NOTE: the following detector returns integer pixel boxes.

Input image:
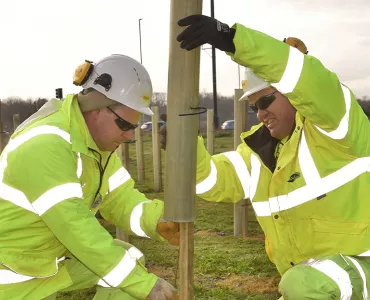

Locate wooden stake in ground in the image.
[152,106,162,192]
[233,89,249,238]
[164,0,202,299]
[206,109,214,155]
[13,114,20,132]
[135,127,145,184]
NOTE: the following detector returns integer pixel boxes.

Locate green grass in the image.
[58,132,280,299]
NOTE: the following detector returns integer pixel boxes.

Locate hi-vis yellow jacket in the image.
[195,24,370,275]
[0,95,164,299]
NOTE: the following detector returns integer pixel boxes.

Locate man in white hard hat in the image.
[171,14,370,299]
[0,54,179,300]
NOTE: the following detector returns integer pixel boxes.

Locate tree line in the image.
[1,93,369,134]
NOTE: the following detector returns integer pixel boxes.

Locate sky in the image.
[0,0,369,100]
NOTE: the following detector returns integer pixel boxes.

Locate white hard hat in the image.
[74,54,153,115]
[239,68,269,101]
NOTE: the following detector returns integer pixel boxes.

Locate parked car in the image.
[221,120,234,130]
[141,121,166,132]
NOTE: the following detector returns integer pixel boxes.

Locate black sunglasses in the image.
[249,90,278,113]
[107,107,139,131]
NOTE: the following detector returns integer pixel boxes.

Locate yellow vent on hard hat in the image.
[284,37,309,54]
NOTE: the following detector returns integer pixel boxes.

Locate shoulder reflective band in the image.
[32,183,83,215]
[0,126,75,214]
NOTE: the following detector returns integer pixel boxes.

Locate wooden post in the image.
[206,109,214,154]
[135,127,145,184]
[114,144,130,243]
[122,143,130,173]
[152,106,162,192]
[164,0,202,298]
[13,114,20,131]
[233,89,249,237]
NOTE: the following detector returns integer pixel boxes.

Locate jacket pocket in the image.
[311,218,369,235]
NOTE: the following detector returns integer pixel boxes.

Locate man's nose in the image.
[257,109,268,122]
[122,129,135,141]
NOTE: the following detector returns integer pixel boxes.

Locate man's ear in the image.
[83,110,100,122]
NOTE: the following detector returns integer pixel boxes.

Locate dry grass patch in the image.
[195,230,220,237]
[147,264,177,281]
[246,234,265,243]
[216,274,280,294]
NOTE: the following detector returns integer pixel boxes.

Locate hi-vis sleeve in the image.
[196,136,256,203]
[99,154,164,241]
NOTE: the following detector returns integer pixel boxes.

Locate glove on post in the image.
[177,14,236,53]
[157,218,180,246]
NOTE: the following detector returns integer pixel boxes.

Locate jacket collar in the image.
[240,113,304,172]
[61,94,111,160]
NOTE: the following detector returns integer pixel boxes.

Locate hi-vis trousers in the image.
[279,254,370,300]
[0,240,143,300]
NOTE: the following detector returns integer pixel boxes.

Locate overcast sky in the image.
[0,0,369,100]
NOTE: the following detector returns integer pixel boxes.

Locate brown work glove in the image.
[157,218,180,246]
[146,278,178,300]
[159,124,167,150]
[159,113,167,150]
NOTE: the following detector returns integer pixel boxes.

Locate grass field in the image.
[58,132,280,299]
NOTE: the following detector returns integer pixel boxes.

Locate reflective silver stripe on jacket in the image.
[301,258,352,300]
[196,160,217,195]
[314,84,352,140]
[272,47,304,94]
[0,126,83,215]
[108,167,131,192]
[130,201,151,238]
[271,47,351,139]
[97,246,144,288]
[251,128,370,217]
[196,152,251,198]
[0,257,66,284]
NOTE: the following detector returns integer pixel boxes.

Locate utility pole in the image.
[210,0,219,129]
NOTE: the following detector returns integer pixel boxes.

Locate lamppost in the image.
[139,18,144,123]
[139,18,143,64]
